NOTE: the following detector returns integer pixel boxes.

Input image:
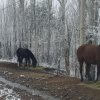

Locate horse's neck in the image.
[30,55,34,60]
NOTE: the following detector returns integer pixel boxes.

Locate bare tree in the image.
[79,0,86,44]
[13,0,17,55]
[19,0,25,47]
[57,0,70,74]
[47,0,52,63]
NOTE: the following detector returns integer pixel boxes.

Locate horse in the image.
[77,44,100,82]
[16,48,37,67]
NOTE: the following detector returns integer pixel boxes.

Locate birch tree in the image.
[33,0,37,57]
[30,0,38,60]
[47,0,52,63]
[13,0,17,55]
[30,0,34,48]
[57,0,70,74]
[19,0,25,47]
[79,0,86,44]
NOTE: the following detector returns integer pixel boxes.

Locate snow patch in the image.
[0,57,17,63]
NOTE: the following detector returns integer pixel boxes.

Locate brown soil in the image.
[0,62,99,100]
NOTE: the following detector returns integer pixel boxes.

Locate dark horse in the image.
[16,48,37,67]
[77,44,100,82]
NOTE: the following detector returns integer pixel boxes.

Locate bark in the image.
[79,0,86,44]
[47,0,52,63]
[13,0,17,55]
[19,0,25,47]
[58,0,69,74]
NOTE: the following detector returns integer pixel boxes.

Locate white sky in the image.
[0,0,72,15]
[0,0,6,8]
[0,0,60,8]
[0,0,60,15]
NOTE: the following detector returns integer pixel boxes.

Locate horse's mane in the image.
[25,49,37,62]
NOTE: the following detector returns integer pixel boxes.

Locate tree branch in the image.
[57,0,62,6]
[65,0,67,4]
[58,0,67,7]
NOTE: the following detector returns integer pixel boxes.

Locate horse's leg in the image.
[79,61,83,82]
[17,57,22,67]
[25,58,28,67]
[18,61,21,67]
[96,65,100,81]
[17,58,19,67]
[85,64,92,81]
[28,58,31,67]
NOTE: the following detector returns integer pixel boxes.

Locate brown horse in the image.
[77,44,100,82]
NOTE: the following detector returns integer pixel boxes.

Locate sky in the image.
[0,0,6,8]
[0,0,60,15]
[0,0,60,9]
[0,0,72,15]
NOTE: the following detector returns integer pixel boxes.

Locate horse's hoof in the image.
[85,75,88,79]
[88,78,92,81]
[94,80,98,83]
[94,81,97,83]
[33,66,36,68]
[81,79,83,82]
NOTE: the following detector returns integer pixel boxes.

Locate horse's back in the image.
[77,44,97,64]
[25,49,34,57]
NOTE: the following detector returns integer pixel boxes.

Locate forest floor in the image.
[0,62,99,100]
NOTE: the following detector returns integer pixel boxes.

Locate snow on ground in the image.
[0,57,17,63]
[0,57,66,72]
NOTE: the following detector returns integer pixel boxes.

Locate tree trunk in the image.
[19,0,25,47]
[79,0,86,45]
[58,0,69,74]
[13,0,17,55]
[47,0,52,63]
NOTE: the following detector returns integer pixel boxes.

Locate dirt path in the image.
[0,62,99,100]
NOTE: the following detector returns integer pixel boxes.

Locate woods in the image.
[0,0,99,78]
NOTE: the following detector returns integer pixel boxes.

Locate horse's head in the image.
[32,62,36,67]
[32,59,37,67]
